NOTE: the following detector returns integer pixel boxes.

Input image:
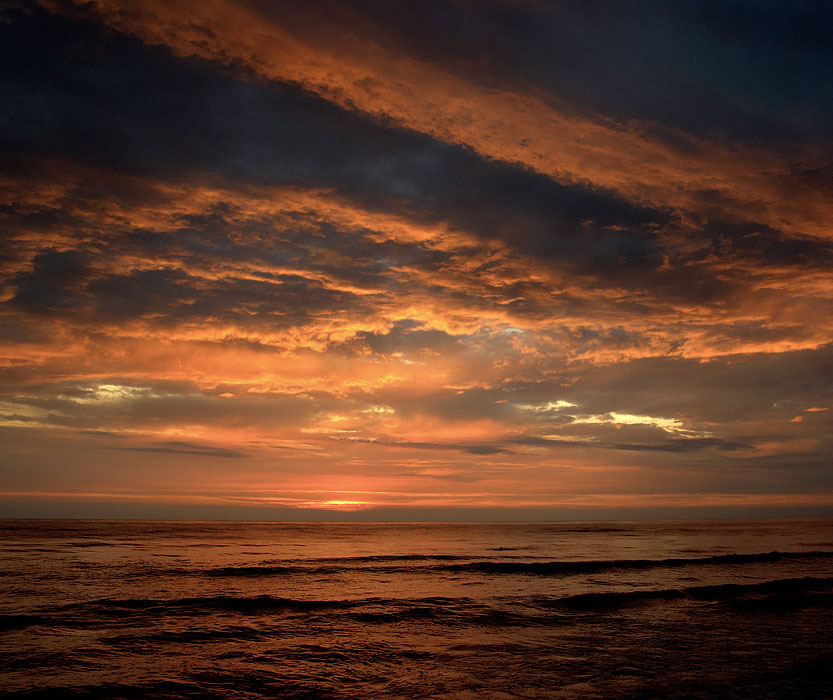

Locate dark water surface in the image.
[2,519,833,698]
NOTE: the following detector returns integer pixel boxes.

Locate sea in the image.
[1,519,832,699]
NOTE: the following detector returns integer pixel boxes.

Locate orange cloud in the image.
[56,0,833,242]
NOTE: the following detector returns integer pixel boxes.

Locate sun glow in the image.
[308,500,371,511]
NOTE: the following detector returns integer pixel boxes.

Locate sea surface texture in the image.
[1,519,833,699]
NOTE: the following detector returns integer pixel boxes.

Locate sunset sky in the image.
[2,0,832,519]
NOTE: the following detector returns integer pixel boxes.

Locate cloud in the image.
[606,437,746,454]
[43,0,833,241]
[335,436,510,456]
[512,434,745,454]
[272,0,833,148]
[354,321,463,357]
[1,3,676,280]
[110,440,248,458]
[1,1,832,516]
[10,249,89,313]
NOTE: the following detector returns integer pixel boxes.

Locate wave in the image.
[58,594,481,618]
[196,549,833,579]
[442,550,833,576]
[200,563,430,577]
[0,680,238,700]
[3,597,362,633]
[200,554,472,578]
[552,575,833,611]
[10,577,833,637]
[729,591,833,612]
[104,625,267,646]
[65,595,363,616]
[303,554,468,563]
[204,565,316,577]
[0,614,51,633]
[346,607,531,627]
[42,594,540,629]
[124,548,833,580]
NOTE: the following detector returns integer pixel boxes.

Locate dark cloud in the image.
[560,345,833,424]
[11,249,89,313]
[8,258,371,327]
[2,2,825,311]
[606,437,746,454]
[335,436,510,456]
[88,270,363,326]
[0,2,678,287]
[511,434,744,454]
[285,0,833,150]
[109,441,248,459]
[0,382,329,432]
[355,321,463,356]
[697,220,833,268]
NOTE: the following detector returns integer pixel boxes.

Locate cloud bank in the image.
[1,1,832,517]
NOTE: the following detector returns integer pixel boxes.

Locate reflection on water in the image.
[2,519,833,698]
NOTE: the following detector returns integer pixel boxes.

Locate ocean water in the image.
[1,519,833,699]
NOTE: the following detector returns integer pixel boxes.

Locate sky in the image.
[1,0,833,520]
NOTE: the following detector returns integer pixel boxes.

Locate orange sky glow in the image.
[2,0,832,519]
